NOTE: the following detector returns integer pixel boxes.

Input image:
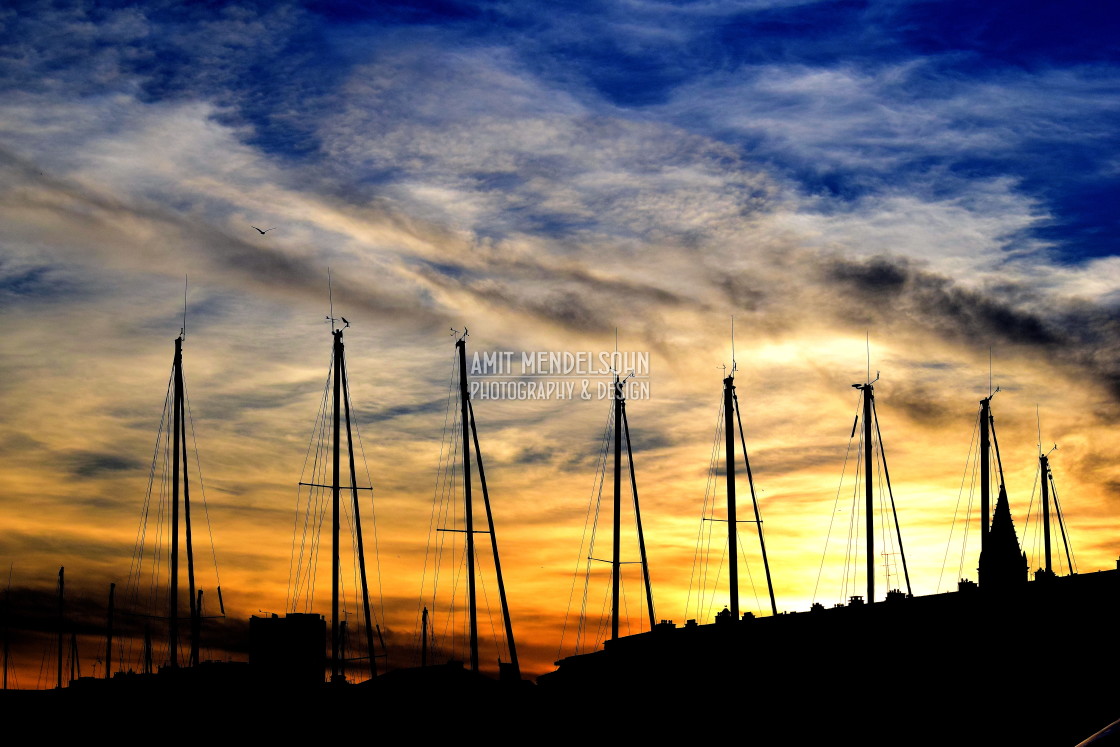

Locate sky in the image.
[2,0,1120,685]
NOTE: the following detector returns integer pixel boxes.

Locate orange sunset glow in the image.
[2,1,1120,704]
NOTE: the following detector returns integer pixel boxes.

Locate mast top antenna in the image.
[988,346,994,397]
[730,316,737,377]
[180,275,188,340]
[325,267,340,332]
[865,331,870,384]
[610,328,621,375]
[451,327,469,342]
[1036,403,1042,455]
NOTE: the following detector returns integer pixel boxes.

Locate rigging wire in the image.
[416,355,458,656]
[736,531,762,616]
[473,543,506,666]
[278,337,384,680]
[182,381,223,597]
[1022,464,1042,572]
[577,405,612,653]
[347,385,386,632]
[1051,477,1077,574]
[558,401,613,657]
[703,537,727,624]
[685,399,725,622]
[876,440,894,591]
[702,408,725,620]
[127,366,174,607]
[840,418,864,603]
[958,448,978,583]
[938,410,979,592]
[429,381,462,658]
[421,345,517,669]
[287,357,333,611]
[285,361,329,607]
[813,393,863,604]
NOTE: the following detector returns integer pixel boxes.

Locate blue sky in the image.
[6,0,1116,259]
[2,0,1120,679]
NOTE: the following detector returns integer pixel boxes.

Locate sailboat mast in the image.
[862,383,874,604]
[456,337,479,673]
[331,329,343,683]
[69,633,79,682]
[195,590,203,661]
[612,374,623,639]
[56,566,63,688]
[421,606,428,667]
[980,397,991,561]
[143,624,152,675]
[105,582,114,680]
[1041,453,1052,575]
[724,375,738,620]
[171,337,182,667]
[2,570,9,690]
[466,397,520,676]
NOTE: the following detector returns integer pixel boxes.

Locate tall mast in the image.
[69,633,79,682]
[167,333,198,668]
[980,396,991,563]
[2,567,9,690]
[456,336,479,673]
[863,383,874,604]
[105,582,115,680]
[170,337,181,667]
[421,607,428,667]
[143,624,152,675]
[331,329,343,683]
[724,374,738,620]
[338,619,347,682]
[183,371,197,667]
[612,374,623,640]
[195,590,203,663]
[1041,453,1052,575]
[56,566,63,689]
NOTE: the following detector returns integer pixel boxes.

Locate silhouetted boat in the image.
[541,373,1120,744]
[30,329,247,702]
[257,313,383,690]
[375,330,524,693]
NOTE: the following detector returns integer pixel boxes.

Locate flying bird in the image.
[251,225,276,235]
[341,317,350,328]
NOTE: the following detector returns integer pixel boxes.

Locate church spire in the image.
[979,484,1027,588]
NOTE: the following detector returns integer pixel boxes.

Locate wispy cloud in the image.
[2,0,1119,680]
